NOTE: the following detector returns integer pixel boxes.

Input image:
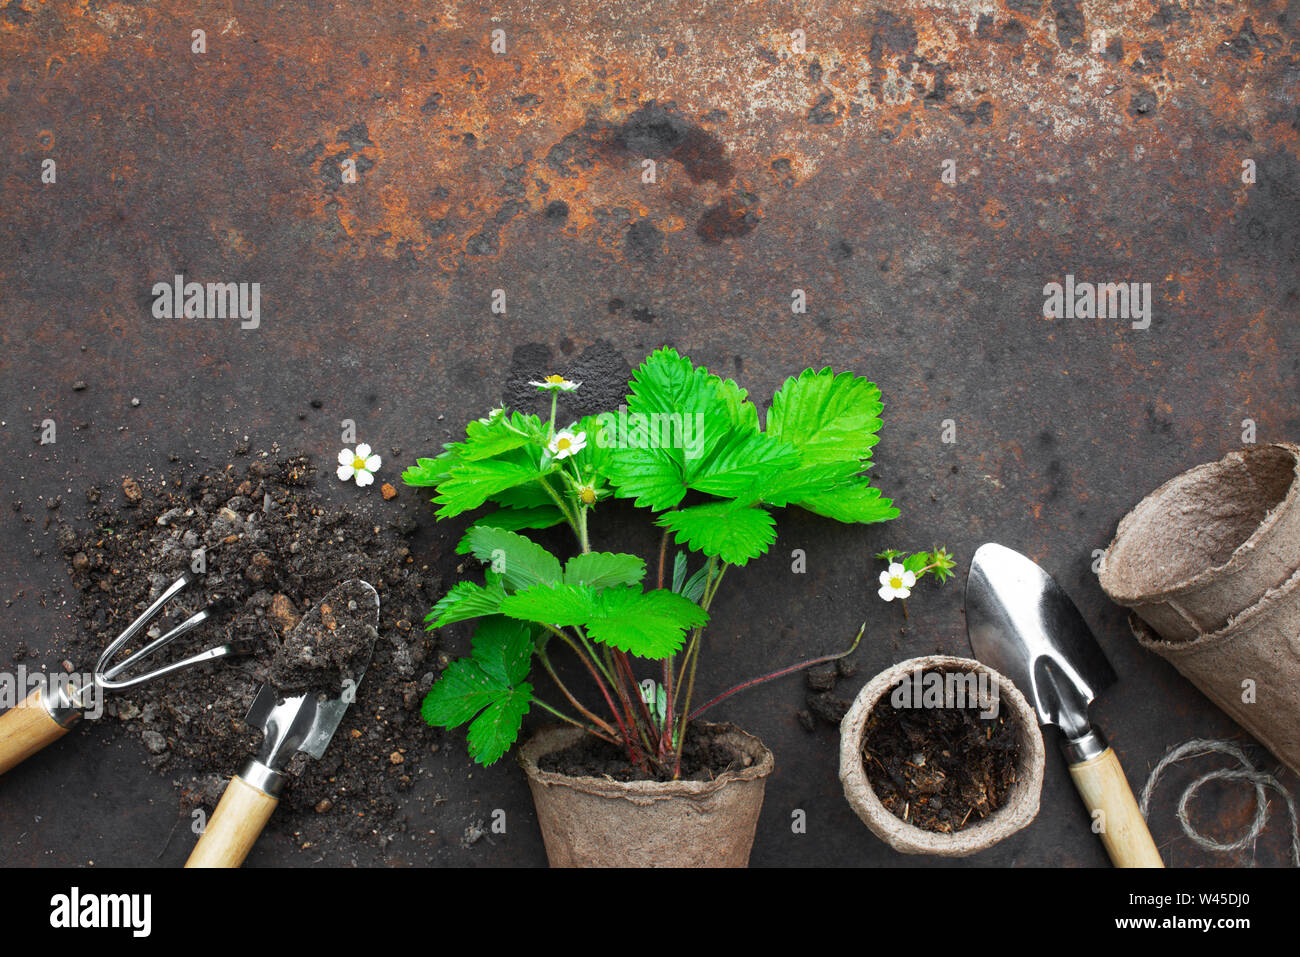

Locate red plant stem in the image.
[618,651,656,732]
[673,633,702,778]
[613,652,660,758]
[660,659,674,757]
[537,654,618,738]
[533,697,620,745]
[656,528,670,590]
[686,623,867,722]
[552,627,641,765]
[656,528,676,756]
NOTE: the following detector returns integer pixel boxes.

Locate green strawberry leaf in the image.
[465,685,533,765]
[499,583,706,659]
[671,551,688,593]
[402,453,455,487]
[490,479,557,509]
[711,374,761,431]
[426,576,508,627]
[736,461,864,507]
[902,552,930,576]
[422,616,535,766]
[448,412,538,462]
[564,551,647,589]
[582,587,708,658]
[687,428,801,496]
[605,348,736,509]
[604,447,689,511]
[571,413,613,482]
[421,658,502,727]
[498,582,596,626]
[470,616,536,686]
[455,527,562,591]
[453,507,566,551]
[433,458,551,518]
[796,480,899,524]
[766,368,884,465]
[657,502,777,566]
[682,563,709,603]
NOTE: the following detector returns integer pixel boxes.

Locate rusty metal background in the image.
[1,0,1297,867]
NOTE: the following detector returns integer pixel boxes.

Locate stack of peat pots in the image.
[1099,443,1300,777]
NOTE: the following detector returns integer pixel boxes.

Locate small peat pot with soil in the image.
[839,655,1045,857]
[1101,443,1300,776]
[405,348,905,867]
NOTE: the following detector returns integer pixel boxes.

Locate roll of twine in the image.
[1138,738,1299,867]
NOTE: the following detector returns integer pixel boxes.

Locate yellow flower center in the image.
[556,438,571,451]
[889,576,903,589]
[352,456,367,471]
[545,374,565,384]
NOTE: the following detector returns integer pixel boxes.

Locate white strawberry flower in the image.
[529,374,581,393]
[878,562,916,601]
[547,429,587,460]
[337,443,382,487]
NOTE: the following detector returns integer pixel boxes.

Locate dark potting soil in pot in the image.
[861,694,1021,833]
[50,448,442,848]
[538,723,752,783]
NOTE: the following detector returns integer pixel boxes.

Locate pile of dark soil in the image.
[538,722,747,782]
[54,448,442,848]
[861,694,1021,833]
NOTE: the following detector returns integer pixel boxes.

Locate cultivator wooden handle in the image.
[185,772,280,868]
[0,688,74,775]
[1068,746,1164,868]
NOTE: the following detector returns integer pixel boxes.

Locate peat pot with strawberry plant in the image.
[404,348,900,866]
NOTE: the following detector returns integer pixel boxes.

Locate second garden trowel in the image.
[965,543,1163,868]
[185,580,379,868]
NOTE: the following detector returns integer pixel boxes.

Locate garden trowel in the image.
[965,543,1163,868]
[185,580,379,868]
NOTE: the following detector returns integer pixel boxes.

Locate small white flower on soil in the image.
[337,444,382,487]
[529,374,581,392]
[878,562,915,601]
[547,429,586,460]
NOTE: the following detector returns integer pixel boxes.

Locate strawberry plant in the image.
[403,348,898,777]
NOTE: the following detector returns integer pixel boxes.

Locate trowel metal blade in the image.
[965,543,1116,739]
[245,580,379,767]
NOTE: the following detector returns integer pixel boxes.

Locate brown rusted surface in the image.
[1,1,1297,866]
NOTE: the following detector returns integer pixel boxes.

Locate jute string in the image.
[1138,738,1299,866]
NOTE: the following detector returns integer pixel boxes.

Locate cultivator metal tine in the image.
[93,574,239,692]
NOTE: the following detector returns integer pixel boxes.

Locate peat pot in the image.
[839,655,1046,857]
[1100,444,1300,776]
[1099,443,1300,641]
[518,722,774,868]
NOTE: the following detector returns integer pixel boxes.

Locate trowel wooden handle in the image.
[185,774,279,868]
[0,688,73,775]
[1068,746,1164,868]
